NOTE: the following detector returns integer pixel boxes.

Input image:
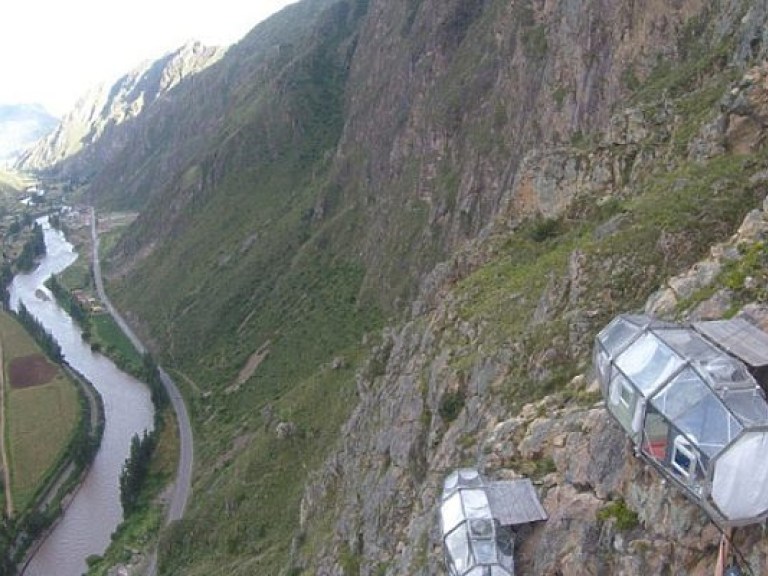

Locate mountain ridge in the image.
[0,103,57,163]
[15,1,768,574]
[15,41,224,177]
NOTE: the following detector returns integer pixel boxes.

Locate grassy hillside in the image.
[286,26,768,568]
[75,0,768,573]
[110,0,376,390]
[455,152,764,402]
[87,0,348,213]
[101,2,383,572]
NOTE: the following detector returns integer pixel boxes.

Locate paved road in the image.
[90,210,193,574]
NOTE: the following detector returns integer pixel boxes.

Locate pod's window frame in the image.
[618,379,634,408]
[671,435,697,479]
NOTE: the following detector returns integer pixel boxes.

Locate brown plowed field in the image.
[8,354,57,389]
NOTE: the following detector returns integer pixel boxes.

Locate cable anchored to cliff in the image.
[713,525,752,576]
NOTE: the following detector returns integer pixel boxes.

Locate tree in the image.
[15,303,62,362]
[15,223,46,272]
[142,353,169,414]
[119,431,156,516]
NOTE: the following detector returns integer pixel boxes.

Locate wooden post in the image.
[715,528,733,576]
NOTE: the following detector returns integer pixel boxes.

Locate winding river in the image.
[9,220,155,576]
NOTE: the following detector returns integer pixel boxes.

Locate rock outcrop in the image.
[646,64,768,320]
[17,1,768,575]
[293,39,768,576]
[333,0,718,307]
[296,190,768,574]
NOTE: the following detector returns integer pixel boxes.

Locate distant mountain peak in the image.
[0,103,58,163]
[15,41,223,172]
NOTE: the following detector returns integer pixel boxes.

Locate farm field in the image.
[0,311,80,513]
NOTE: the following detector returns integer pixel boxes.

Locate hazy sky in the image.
[0,0,297,116]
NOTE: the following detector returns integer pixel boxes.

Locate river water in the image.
[9,221,155,576]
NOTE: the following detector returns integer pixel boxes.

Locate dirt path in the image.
[0,341,13,517]
[171,368,202,395]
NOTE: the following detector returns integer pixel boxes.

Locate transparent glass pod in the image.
[595,314,768,525]
[440,469,514,576]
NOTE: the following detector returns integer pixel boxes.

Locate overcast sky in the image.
[0,0,297,116]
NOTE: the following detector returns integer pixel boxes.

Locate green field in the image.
[0,313,39,358]
[0,312,80,513]
[7,380,79,509]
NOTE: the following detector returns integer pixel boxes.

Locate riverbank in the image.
[0,210,106,572]
[82,408,179,576]
[15,363,105,574]
[0,306,105,571]
[87,208,192,576]
[11,220,155,576]
[36,209,188,576]
[45,209,146,379]
[0,283,106,572]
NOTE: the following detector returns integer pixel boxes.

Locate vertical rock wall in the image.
[331,0,714,306]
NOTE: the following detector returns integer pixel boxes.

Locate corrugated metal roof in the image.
[485,478,548,526]
[695,318,768,369]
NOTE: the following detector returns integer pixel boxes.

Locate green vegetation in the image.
[597,499,640,531]
[0,309,41,359]
[46,0,767,573]
[89,315,145,373]
[47,274,88,324]
[635,42,733,106]
[14,302,62,362]
[528,216,564,243]
[719,241,768,305]
[522,24,548,59]
[91,4,384,574]
[157,346,374,575]
[15,223,45,273]
[7,378,79,509]
[621,65,641,92]
[86,409,178,576]
[57,244,92,291]
[438,389,466,423]
[451,150,764,411]
[677,239,768,317]
[0,310,98,568]
[48,266,146,381]
[338,542,361,576]
[552,85,568,109]
[668,78,729,155]
[120,431,157,516]
[41,219,174,573]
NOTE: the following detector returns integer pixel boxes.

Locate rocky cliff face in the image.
[324,0,755,307]
[15,41,222,176]
[292,55,768,576]
[25,0,762,308]
[17,1,768,575]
